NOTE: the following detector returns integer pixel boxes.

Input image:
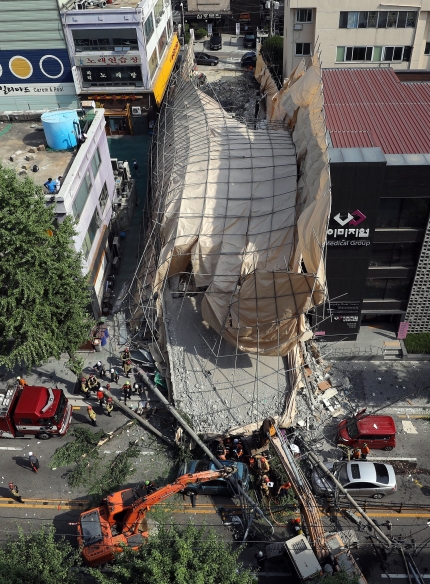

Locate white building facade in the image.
[283,1,430,78]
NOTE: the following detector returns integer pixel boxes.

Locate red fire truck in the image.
[0,384,72,440]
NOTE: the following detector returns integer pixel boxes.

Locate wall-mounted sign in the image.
[196,13,222,18]
[327,208,370,247]
[207,23,213,34]
[236,22,241,35]
[0,83,76,96]
[239,12,251,21]
[397,321,409,340]
[75,54,142,67]
[0,49,73,84]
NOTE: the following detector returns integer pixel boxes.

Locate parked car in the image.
[177,459,249,496]
[337,409,396,451]
[311,461,397,499]
[241,51,257,68]
[209,32,222,50]
[194,52,219,66]
[243,32,257,48]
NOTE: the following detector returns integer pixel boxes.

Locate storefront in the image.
[81,94,152,136]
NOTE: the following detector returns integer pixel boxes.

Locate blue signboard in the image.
[0,49,73,84]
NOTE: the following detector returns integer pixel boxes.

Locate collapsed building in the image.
[129,46,332,432]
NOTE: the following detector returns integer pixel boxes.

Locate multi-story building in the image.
[313,68,430,341]
[0,0,78,113]
[60,0,179,135]
[283,1,430,78]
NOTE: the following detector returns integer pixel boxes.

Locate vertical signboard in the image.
[397,321,409,340]
[236,23,241,35]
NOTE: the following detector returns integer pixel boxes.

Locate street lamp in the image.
[180,2,185,42]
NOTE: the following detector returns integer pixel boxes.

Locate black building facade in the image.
[314,148,430,342]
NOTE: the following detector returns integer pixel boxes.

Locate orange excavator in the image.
[77,465,237,567]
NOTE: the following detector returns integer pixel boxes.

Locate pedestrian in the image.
[110,368,119,383]
[277,481,292,498]
[352,448,361,460]
[133,382,142,395]
[16,376,29,387]
[122,381,132,404]
[28,452,39,473]
[43,177,56,194]
[361,443,370,460]
[87,405,97,426]
[54,175,63,193]
[124,359,132,378]
[132,159,140,177]
[255,551,266,570]
[94,361,106,377]
[97,388,105,407]
[9,482,23,503]
[106,397,114,417]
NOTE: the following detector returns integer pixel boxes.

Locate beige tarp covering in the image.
[150,49,330,358]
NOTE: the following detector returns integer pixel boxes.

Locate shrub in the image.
[404,333,430,354]
[194,28,207,40]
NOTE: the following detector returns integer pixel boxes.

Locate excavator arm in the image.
[123,466,237,537]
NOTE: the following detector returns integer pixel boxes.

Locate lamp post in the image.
[180,2,185,42]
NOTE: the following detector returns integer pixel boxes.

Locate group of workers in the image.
[43,176,62,194]
[338,443,370,461]
[215,437,244,461]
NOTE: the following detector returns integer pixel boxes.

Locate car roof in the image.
[243,51,256,58]
[211,32,221,37]
[347,462,377,483]
[357,415,396,435]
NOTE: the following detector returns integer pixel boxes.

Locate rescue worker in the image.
[122,381,132,404]
[87,405,97,426]
[9,482,23,503]
[259,417,276,448]
[94,361,106,377]
[361,443,370,460]
[255,455,270,474]
[338,443,351,461]
[97,387,105,407]
[255,551,267,570]
[124,359,132,378]
[121,347,131,368]
[81,376,90,396]
[277,481,292,497]
[144,480,157,495]
[110,368,119,383]
[292,517,303,535]
[16,376,29,387]
[216,442,227,461]
[232,439,243,460]
[259,475,271,497]
[106,397,114,417]
[28,452,39,473]
[133,382,143,396]
[352,448,361,460]
[87,374,100,392]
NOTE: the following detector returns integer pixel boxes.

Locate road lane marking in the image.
[0,446,23,450]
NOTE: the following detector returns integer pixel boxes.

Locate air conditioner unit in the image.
[132,106,142,116]
[75,1,87,8]
[294,23,303,30]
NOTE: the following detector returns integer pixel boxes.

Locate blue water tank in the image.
[41,109,79,151]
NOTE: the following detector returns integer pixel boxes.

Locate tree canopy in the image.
[91,523,256,584]
[0,164,93,369]
[0,527,81,584]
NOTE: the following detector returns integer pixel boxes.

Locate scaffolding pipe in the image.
[306,451,392,549]
[135,366,273,533]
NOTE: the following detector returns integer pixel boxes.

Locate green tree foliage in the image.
[91,523,255,584]
[0,165,93,369]
[0,526,82,584]
[261,35,284,67]
[404,332,430,354]
[319,572,360,584]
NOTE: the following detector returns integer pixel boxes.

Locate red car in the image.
[337,409,396,451]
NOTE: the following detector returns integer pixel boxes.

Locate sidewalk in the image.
[1,135,151,409]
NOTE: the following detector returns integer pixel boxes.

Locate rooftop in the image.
[322,68,430,155]
[64,0,142,10]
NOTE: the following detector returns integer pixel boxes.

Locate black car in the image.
[195,52,219,66]
[240,51,256,68]
[243,32,256,49]
[209,32,222,50]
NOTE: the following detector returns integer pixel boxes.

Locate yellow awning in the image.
[153,34,180,106]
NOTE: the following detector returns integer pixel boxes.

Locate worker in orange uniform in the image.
[277,481,292,498]
[361,443,370,460]
[97,388,105,407]
[17,376,29,387]
[352,448,361,460]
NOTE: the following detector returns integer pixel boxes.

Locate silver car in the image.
[311,461,397,499]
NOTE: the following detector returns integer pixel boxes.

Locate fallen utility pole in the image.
[306,451,393,549]
[135,366,273,535]
[104,390,174,447]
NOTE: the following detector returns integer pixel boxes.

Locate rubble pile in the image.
[200,73,259,123]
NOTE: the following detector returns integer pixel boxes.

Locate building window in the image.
[158,27,168,57]
[72,28,138,52]
[369,242,422,268]
[144,13,155,41]
[148,48,158,80]
[82,209,100,260]
[377,198,430,229]
[166,17,172,39]
[345,46,373,61]
[81,66,143,86]
[296,8,312,23]
[295,42,311,56]
[425,42,430,55]
[364,278,412,301]
[337,45,411,62]
[99,182,109,213]
[72,171,92,221]
[90,147,101,178]
[383,46,404,61]
[339,11,416,29]
[154,0,164,22]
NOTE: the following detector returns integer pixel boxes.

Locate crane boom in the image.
[77,465,237,567]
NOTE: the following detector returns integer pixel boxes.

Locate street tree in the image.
[0,526,82,584]
[91,523,256,584]
[0,164,93,369]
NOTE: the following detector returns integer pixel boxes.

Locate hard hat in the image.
[257,551,264,558]
[233,439,239,444]
[125,347,129,351]
[264,477,270,483]
[8,482,13,487]
[28,452,33,456]
[81,377,86,381]
[17,376,21,380]
[261,457,266,463]
[145,480,150,485]
[363,442,368,446]
[107,397,112,402]
[87,405,92,410]
[110,368,114,373]
[97,361,102,366]
[125,381,130,385]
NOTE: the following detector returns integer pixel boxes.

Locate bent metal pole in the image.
[307,450,392,549]
[135,366,273,533]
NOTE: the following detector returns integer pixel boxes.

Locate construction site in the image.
[95,44,430,581]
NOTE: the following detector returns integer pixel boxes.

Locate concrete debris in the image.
[199,74,259,123]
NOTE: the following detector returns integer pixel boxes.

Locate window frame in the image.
[386,11,399,28]
[296,8,312,23]
[90,147,102,179]
[98,182,109,213]
[425,42,430,56]
[342,46,373,62]
[72,171,92,221]
[82,209,101,260]
[382,46,404,61]
[295,42,311,56]
[144,13,155,41]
